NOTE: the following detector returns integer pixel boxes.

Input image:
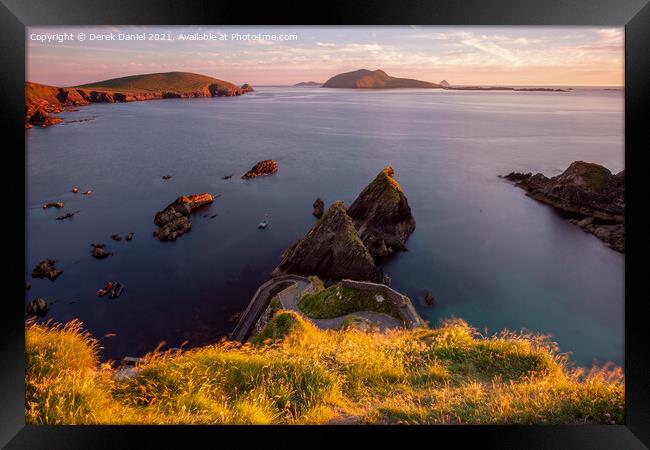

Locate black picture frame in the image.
[1,0,648,448]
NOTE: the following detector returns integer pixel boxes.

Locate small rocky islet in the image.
[241,160,278,179]
[503,161,624,252]
[31,259,63,281]
[153,193,215,241]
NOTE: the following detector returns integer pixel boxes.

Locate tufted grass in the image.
[25,313,623,425]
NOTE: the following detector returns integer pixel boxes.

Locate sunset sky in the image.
[27,26,624,87]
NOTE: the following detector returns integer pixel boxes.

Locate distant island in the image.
[321,70,570,92]
[25,71,253,128]
[294,81,322,86]
[322,69,440,89]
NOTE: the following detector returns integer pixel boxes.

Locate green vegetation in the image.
[297,281,398,320]
[577,162,612,192]
[358,167,403,205]
[26,315,624,425]
[76,71,238,93]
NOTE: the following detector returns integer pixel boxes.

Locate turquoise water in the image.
[26,87,624,366]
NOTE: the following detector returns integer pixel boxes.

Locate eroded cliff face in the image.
[504,161,624,252]
[347,167,416,257]
[273,201,383,282]
[25,83,90,128]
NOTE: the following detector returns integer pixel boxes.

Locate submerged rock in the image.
[272,201,382,282]
[27,298,48,317]
[111,234,123,241]
[56,212,75,220]
[312,198,325,218]
[347,167,416,257]
[503,161,624,252]
[125,232,134,241]
[32,259,63,281]
[241,160,278,179]
[153,193,214,241]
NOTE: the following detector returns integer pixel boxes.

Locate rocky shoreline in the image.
[502,161,624,252]
[25,72,253,128]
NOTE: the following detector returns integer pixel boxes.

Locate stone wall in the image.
[341,279,424,328]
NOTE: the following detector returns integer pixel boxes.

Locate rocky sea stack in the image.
[241,160,278,179]
[348,167,416,257]
[503,161,624,252]
[273,167,415,282]
[272,201,382,282]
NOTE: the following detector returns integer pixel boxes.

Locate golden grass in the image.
[25,313,624,425]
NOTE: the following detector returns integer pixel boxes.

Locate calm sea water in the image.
[26,87,624,366]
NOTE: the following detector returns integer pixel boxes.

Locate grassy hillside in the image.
[26,314,623,425]
[75,71,240,93]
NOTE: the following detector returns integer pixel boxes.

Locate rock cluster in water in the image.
[503,161,624,252]
[32,259,63,281]
[273,167,416,282]
[241,160,278,179]
[27,298,48,317]
[153,193,214,241]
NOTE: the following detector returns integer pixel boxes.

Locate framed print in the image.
[1,0,648,448]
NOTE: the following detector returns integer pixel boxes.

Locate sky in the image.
[26,26,624,87]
